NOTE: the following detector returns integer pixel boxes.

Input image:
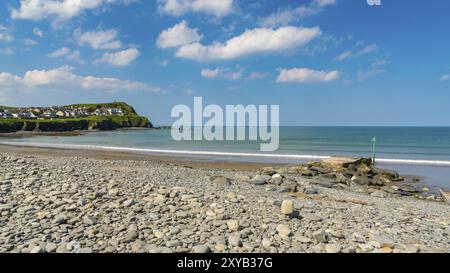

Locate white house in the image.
[43,111,57,118]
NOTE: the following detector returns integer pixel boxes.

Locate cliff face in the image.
[0,102,153,133]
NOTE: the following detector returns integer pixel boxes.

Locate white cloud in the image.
[440,74,450,81]
[335,50,352,61]
[66,50,84,63]
[277,68,340,83]
[11,0,136,24]
[48,47,84,63]
[201,67,244,80]
[371,58,391,68]
[25,38,38,46]
[48,47,71,58]
[156,21,202,49]
[176,26,321,61]
[201,67,267,81]
[74,28,122,50]
[0,72,21,87]
[201,68,221,78]
[259,6,318,27]
[313,0,337,7]
[355,57,389,81]
[354,44,378,57]
[259,0,336,27]
[94,48,140,66]
[158,0,234,17]
[33,27,44,37]
[335,43,378,61]
[0,25,14,42]
[248,71,269,80]
[0,66,161,93]
[357,69,384,81]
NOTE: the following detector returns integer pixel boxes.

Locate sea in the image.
[1,126,449,190]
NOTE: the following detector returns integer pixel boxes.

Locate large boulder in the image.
[322,157,371,172]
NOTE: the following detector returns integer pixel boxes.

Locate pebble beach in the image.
[0,145,449,253]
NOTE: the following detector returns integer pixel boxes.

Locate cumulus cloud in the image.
[158,0,234,17]
[0,25,14,42]
[156,21,202,49]
[0,72,21,87]
[175,26,321,61]
[11,0,136,25]
[94,48,140,66]
[74,28,122,50]
[0,66,161,93]
[48,47,84,63]
[259,0,336,27]
[277,68,340,83]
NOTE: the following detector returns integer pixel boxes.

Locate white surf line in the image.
[0,141,330,160]
[376,158,450,166]
[2,141,450,166]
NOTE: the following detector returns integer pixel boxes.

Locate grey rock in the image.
[192,244,210,253]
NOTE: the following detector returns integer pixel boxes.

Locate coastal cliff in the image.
[0,102,153,133]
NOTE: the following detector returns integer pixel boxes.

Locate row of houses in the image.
[0,106,124,120]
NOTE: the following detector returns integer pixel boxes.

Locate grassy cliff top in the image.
[0,102,152,127]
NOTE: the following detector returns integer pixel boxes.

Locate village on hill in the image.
[0,105,124,120]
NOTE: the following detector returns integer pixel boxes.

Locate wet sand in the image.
[0,144,283,171]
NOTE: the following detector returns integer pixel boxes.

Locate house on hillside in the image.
[19,112,37,119]
[1,112,13,118]
[109,108,124,116]
[43,111,57,119]
[56,111,66,118]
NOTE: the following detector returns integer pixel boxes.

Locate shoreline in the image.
[0,145,449,253]
[0,142,448,193]
[0,144,277,171]
[0,127,161,137]
[1,140,450,167]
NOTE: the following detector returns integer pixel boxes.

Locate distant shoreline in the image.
[0,126,172,136]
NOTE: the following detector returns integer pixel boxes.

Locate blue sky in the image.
[1,0,450,126]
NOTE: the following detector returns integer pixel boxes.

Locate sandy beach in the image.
[0,143,449,253]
